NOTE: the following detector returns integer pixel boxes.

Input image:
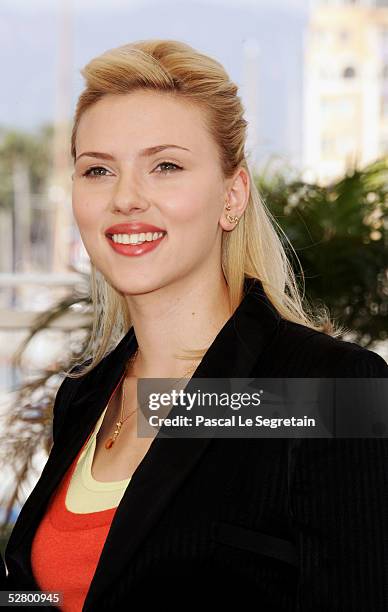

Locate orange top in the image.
[31,433,117,612]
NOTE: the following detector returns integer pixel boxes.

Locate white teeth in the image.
[111,232,165,245]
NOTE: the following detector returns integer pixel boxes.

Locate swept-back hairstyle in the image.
[67,39,344,378]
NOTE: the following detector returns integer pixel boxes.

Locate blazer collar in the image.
[6,276,282,608]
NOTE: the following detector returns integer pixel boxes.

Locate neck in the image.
[124,267,232,379]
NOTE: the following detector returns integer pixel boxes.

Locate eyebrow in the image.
[75,144,191,162]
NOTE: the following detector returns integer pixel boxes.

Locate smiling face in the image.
[72,90,230,295]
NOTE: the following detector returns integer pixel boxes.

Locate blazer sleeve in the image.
[289,349,388,611]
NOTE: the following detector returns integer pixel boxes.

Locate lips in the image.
[104,221,167,258]
[105,222,166,236]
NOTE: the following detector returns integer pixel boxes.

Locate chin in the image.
[107,276,165,297]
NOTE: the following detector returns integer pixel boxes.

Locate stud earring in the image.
[225,198,240,224]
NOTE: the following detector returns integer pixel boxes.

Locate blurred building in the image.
[303,0,388,184]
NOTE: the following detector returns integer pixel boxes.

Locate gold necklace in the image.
[104,349,199,450]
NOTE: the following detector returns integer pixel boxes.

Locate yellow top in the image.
[65,405,131,514]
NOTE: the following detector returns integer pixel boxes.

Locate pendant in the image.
[105,421,123,450]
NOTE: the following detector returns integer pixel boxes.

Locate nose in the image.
[109,175,150,216]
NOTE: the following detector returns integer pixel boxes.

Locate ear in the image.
[219,167,250,232]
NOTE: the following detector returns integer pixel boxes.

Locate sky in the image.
[1,0,310,168]
[2,0,310,11]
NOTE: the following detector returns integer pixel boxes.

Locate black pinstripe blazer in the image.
[3,276,388,611]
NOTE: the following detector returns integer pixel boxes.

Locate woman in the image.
[4,39,388,611]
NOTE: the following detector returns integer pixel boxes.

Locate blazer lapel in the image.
[83,277,282,610]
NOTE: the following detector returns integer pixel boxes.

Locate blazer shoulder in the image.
[271,318,388,377]
[52,358,92,443]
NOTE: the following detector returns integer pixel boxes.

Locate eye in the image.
[82,166,111,179]
[154,161,183,175]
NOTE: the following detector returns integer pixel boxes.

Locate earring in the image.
[225,198,239,224]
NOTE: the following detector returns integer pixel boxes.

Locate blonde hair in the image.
[66,39,345,379]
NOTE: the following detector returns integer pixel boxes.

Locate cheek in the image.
[162,196,221,260]
[72,191,102,233]
[164,189,218,225]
